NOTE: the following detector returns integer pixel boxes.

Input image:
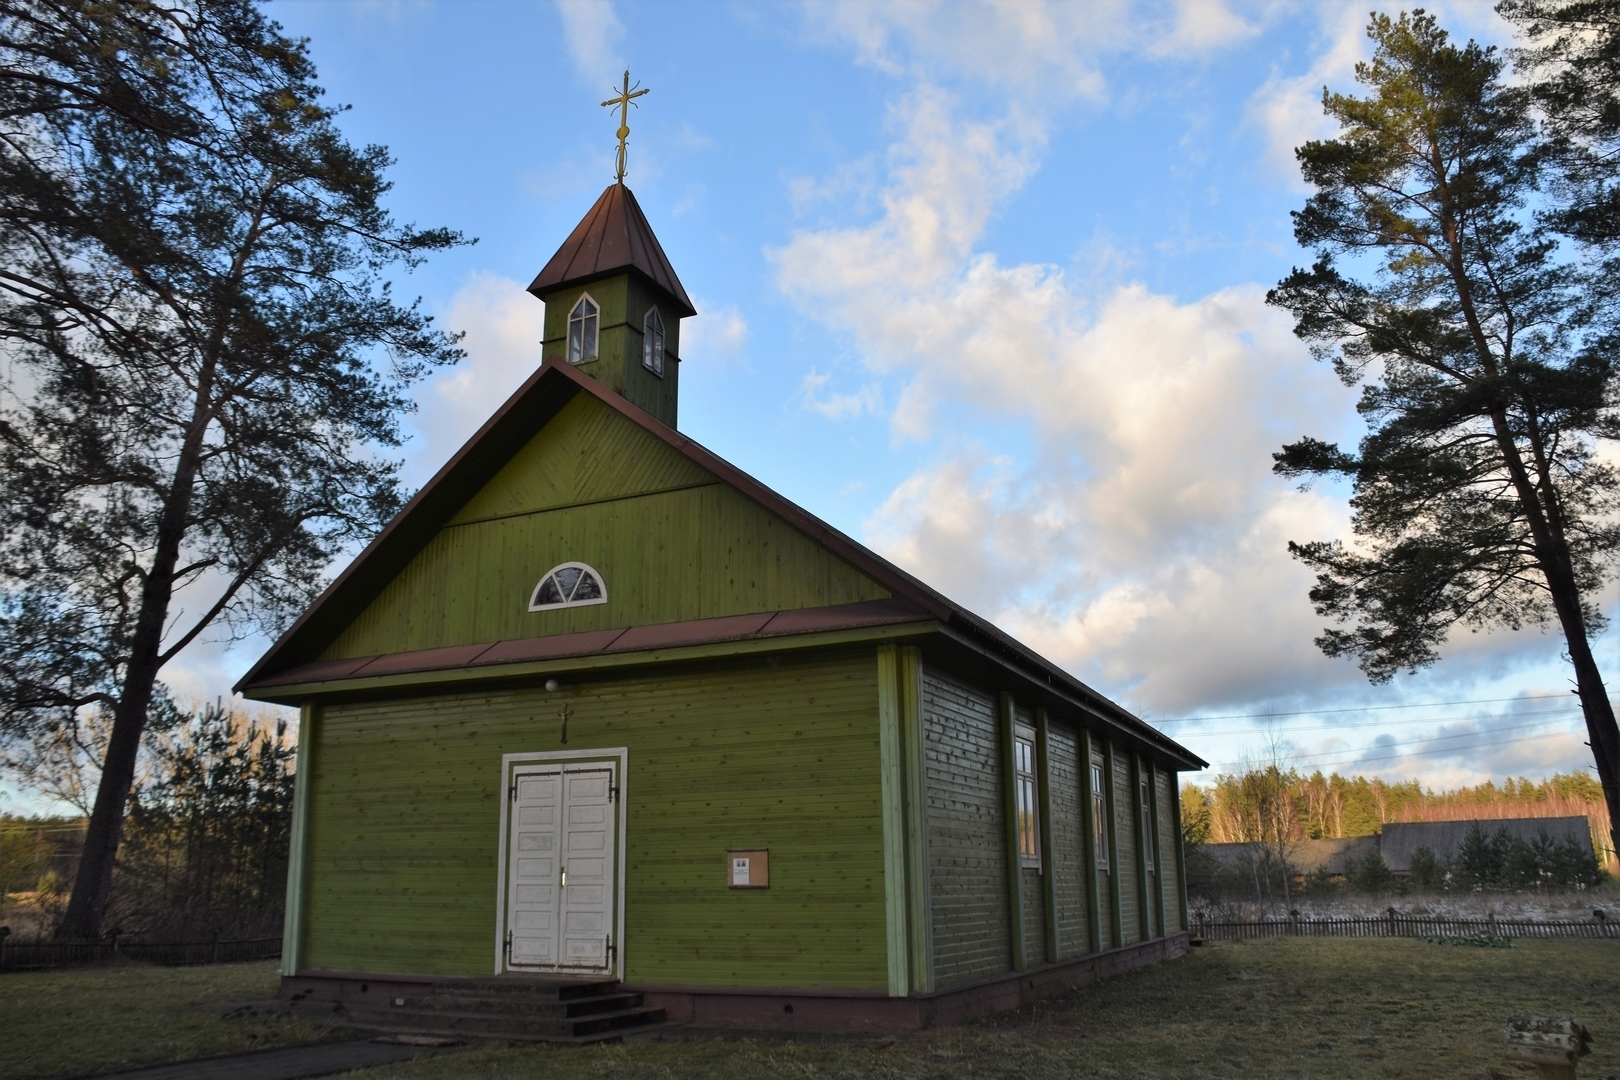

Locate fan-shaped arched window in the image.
[568,294,599,364]
[529,562,608,611]
[642,306,665,377]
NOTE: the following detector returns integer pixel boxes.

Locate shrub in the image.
[1349,850,1396,895]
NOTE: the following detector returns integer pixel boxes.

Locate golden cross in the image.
[601,70,650,183]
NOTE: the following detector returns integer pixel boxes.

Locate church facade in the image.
[241,181,1206,1032]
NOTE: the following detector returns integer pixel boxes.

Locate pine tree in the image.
[0,0,467,938]
[1269,12,1620,864]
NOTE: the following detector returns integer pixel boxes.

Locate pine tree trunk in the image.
[55,354,218,940]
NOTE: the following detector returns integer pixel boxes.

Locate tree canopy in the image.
[0,0,466,937]
[1269,10,1620,862]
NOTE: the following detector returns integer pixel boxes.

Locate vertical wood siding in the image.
[323,395,889,660]
[1156,768,1182,932]
[300,652,888,988]
[1112,747,1140,943]
[920,671,1011,987]
[1046,725,1088,958]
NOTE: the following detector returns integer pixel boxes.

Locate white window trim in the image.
[1015,722,1040,869]
[567,292,600,364]
[1091,754,1110,871]
[528,561,609,611]
[1140,773,1156,872]
[641,306,665,377]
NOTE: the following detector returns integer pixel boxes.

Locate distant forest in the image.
[1182,770,1612,868]
[1,703,292,941]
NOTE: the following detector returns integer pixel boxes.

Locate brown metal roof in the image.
[236,359,1206,770]
[527,182,696,318]
[250,599,932,689]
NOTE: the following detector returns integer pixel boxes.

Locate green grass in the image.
[353,938,1620,1080]
[4,941,1616,1080]
[0,961,348,1080]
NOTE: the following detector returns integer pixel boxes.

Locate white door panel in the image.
[505,762,617,974]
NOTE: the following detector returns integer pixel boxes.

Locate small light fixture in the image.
[545,679,561,693]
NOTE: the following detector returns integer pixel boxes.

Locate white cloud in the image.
[555,0,625,82]
[802,0,1262,104]
[413,274,548,474]
[681,300,749,361]
[798,368,883,420]
[1244,4,1369,184]
[773,82,1368,712]
[1147,0,1259,59]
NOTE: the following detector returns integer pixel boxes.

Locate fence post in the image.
[210,929,221,965]
[0,925,9,971]
[1385,907,1396,937]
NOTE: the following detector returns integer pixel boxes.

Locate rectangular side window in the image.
[1091,756,1109,870]
[1140,773,1155,871]
[1015,730,1039,867]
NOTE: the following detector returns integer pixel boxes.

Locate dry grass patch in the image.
[353,938,1620,1080]
[0,960,348,1080]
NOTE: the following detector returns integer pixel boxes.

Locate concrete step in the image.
[346,1003,666,1042]
[391,990,646,1019]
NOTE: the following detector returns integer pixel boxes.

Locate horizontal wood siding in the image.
[300,651,888,988]
[1113,747,1139,943]
[324,396,889,660]
[1047,725,1088,958]
[1020,868,1045,968]
[921,671,1011,987]
[1157,768,1182,932]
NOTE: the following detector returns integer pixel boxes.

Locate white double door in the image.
[505,762,618,973]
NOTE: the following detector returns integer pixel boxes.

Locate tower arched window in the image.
[642,307,665,377]
[529,561,608,611]
[568,294,599,364]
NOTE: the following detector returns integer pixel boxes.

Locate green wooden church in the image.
[241,177,1206,1036]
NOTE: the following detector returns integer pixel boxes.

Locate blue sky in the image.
[12,0,1606,814]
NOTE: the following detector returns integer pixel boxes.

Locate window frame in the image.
[528,561,609,611]
[1140,772,1155,872]
[567,293,600,364]
[642,306,665,377]
[1014,724,1039,869]
[1091,753,1110,871]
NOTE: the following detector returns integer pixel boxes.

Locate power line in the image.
[1167,705,1582,740]
[1154,692,1577,725]
[1212,726,1584,772]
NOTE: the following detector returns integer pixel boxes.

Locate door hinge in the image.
[504,930,512,962]
[606,934,616,965]
[608,783,618,803]
[508,780,517,802]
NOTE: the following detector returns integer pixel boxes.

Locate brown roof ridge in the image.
[526,183,696,317]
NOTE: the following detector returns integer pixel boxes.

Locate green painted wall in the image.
[300,650,889,989]
[323,393,889,660]
[540,275,681,427]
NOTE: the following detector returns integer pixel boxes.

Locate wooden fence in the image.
[0,934,281,971]
[1193,913,1620,941]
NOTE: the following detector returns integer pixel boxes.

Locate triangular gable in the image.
[319,393,894,660]
[237,360,944,689]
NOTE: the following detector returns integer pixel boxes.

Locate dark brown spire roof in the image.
[527,183,696,318]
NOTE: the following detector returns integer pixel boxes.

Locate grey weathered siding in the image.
[1157,768,1182,931]
[1020,867,1045,966]
[922,671,1012,986]
[1113,747,1139,943]
[1048,725,1088,958]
